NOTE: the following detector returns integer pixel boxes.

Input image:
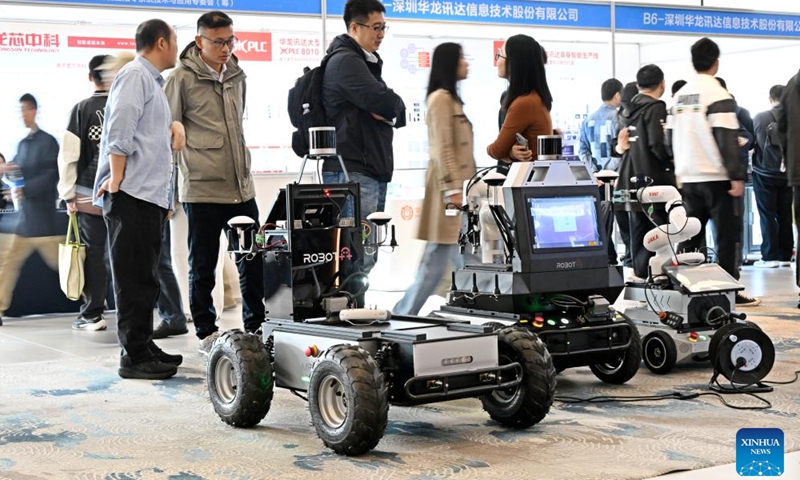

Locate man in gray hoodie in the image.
[164,11,264,353]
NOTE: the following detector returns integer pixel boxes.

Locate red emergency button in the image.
[533,315,544,328]
[688,332,699,342]
[304,345,320,357]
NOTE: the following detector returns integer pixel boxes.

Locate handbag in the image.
[58,213,86,301]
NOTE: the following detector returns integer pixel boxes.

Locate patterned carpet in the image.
[1,296,799,480]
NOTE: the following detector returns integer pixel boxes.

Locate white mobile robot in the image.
[619,183,766,376]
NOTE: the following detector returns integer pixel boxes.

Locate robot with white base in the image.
[621,184,748,374]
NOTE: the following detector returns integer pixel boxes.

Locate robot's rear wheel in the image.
[207,330,274,427]
[589,321,642,384]
[481,327,556,428]
[308,345,388,456]
[642,331,677,375]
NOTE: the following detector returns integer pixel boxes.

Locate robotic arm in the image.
[636,185,704,277]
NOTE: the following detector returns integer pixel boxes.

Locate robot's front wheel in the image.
[643,331,678,374]
[308,345,389,456]
[207,330,274,427]
[481,328,556,429]
[589,322,642,384]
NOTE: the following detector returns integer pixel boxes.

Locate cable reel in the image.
[708,322,775,392]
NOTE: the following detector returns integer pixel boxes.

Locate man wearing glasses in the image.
[164,10,264,353]
[322,0,406,297]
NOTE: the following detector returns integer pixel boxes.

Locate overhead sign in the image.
[327,0,611,29]
[615,5,800,38]
[4,0,321,15]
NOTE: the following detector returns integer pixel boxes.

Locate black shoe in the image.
[152,323,189,340]
[148,342,183,366]
[118,359,178,380]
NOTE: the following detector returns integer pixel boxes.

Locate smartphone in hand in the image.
[515,133,529,150]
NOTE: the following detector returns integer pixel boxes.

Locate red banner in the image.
[68,36,135,49]
[235,32,272,62]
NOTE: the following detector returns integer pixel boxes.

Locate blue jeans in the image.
[322,171,387,275]
[156,221,187,329]
[394,243,479,316]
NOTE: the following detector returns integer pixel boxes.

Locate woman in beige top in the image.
[394,43,477,316]
[488,34,553,166]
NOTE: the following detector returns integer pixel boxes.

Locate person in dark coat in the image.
[614,66,675,280]
[321,0,406,295]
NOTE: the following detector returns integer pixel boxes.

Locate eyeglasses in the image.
[201,35,237,49]
[495,49,506,61]
[355,22,389,33]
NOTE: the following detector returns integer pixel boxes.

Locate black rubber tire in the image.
[481,327,556,429]
[589,321,642,384]
[643,331,677,375]
[308,345,389,456]
[483,321,507,332]
[207,330,274,428]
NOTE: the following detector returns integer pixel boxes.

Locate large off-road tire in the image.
[207,330,274,427]
[589,321,642,384]
[643,330,677,375]
[481,327,556,429]
[308,345,389,456]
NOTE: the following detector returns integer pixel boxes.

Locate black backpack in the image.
[759,111,785,173]
[287,49,343,158]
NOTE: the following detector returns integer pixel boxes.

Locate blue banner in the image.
[4,0,321,15]
[615,5,800,38]
[327,0,611,29]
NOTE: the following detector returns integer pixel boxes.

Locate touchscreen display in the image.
[528,196,601,249]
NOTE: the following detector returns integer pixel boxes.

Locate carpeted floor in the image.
[0,295,798,480]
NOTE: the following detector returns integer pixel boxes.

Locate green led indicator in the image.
[699,336,708,341]
[547,319,557,326]
[301,375,310,383]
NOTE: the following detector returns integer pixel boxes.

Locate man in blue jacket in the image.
[321,0,406,290]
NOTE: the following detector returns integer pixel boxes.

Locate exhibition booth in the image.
[1,0,799,312]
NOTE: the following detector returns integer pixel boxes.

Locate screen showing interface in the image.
[528,196,602,249]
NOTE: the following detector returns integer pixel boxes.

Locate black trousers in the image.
[679,181,742,280]
[753,173,793,262]
[629,208,669,279]
[184,200,265,339]
[793,187,800,287]
[599,187,630,265]
[103,191,166,364]
[77,211,111,319]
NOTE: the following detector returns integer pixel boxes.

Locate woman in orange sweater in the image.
[487,34,553,165]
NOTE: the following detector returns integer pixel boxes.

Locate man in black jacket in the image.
[0,94,61,325]
[322,0,406,279]
[614,65,675,280]
[58,54,112,331]
[778,71,800,291]
[753,85,791,269]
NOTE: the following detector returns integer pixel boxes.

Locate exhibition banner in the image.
[327,0,612,29]
[615,5,800,38]
[3,0,321,15]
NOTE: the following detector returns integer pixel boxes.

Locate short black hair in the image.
[197,11,233,32]
[636,64,664,90]
[691,37,720,72]
[343,0,385,29]
[89,55,110,85]
[770,84,785,102]
[19,93,37,110]
[135,19,173,53]
[671,80,687,96]
[716,77,727,90]
[601,78,623,101]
